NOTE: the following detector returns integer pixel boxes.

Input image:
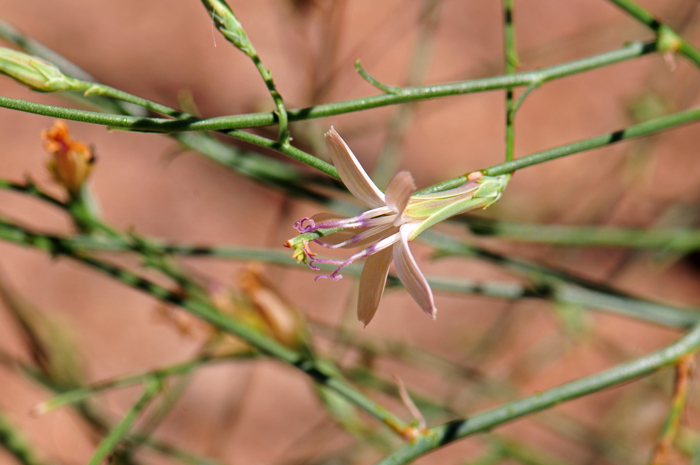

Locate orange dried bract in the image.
[42,121,95,194]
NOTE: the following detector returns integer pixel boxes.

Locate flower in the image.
[286,127,509,326]
[42,121,95,195]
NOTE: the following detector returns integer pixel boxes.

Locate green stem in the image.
[221,128,337,179]
[4,204,693,329]
[37,355,245,413]
[355,60,403,94]
[0,41,655,135]
[465,217,700,251]
[0,19,321,188]
[0,413,48,465]
[371,0,443,188]
[88,379,161,465]
[375,322,700,465]
[201,0,289,143]
[0,220,409,435]
[606,0,700,68]
[0,178,64,208]
[251,53,290,144]
[6,349,232,465]
[489,436,574,465]
[137,438,228,465]
[649,355,692,464]
[0,18,94,81]
[482,105,700,176]
[75,82,188,118]
[503,0,518,163]
[421,229,700,329]
[421,103,700,193]
[0,181,549,306]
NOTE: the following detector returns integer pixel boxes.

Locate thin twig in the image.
[375,323,700,465]
[87,378,161,465]
[649,354,694,465]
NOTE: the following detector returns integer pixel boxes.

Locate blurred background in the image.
[1,0,700,464]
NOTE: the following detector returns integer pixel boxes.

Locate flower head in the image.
[42,121,95,195]
[286,127,508,326]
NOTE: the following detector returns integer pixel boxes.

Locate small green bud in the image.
[473,174,511,206]
[201,0,255,56]
[657,25,681,54]
[0,48,77,92]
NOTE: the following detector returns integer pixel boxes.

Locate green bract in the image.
[0,48,77,92]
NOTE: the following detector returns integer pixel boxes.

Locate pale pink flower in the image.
[287,127,508,326]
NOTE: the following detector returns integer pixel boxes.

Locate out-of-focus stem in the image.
[649,354,693,465]
[0,413,49,465]
[376,322,700,465]
[421,103,700,194]
[372,0,443,188]
[0,41,655,134]
[0,219,410,436]
[87,379,161,465]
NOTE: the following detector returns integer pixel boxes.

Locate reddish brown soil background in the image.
[1,1,700,464]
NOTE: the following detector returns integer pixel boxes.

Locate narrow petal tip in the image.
[324,126,386,208]
[325,126,338,138]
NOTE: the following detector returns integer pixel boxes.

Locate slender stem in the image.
[372,0,443,188]
[88,379,161,465]
[18,218,700,328]
[355,60,403,94]
[0,181,548,305]
[488,436,573,465]
[0,41,655,134]
[6,347,233,465]
[421,229,700,329]
[76,82,188,118]
[201,0,289,143]
[502,0,518,163]
[0,178,65,208]
[0,413,48,465]
[606,0,700,68]
[482,105,700,176]
[36,355,246,413]
[0,219,409,435]
[375,322,700,465]
[649,355,693,465]
[0,19,322,188]
[1,192,692,330]
[464,217,700,251]
[421,103,700,193]
[0,18,94,81]
[138,437,229,465]
[221,128,337,179]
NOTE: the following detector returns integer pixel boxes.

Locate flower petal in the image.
[358,245,393,327]
[410,180,480,200]
[319,223,399,249]
[385,171,416,223]
[393,227,437,319]
[325,127,386,208]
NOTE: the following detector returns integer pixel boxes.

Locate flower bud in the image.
[0,48,76,92]
[42,121,95,194]
[200,0,255,56]
[240,267,308,350]
[657,26,681,54]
